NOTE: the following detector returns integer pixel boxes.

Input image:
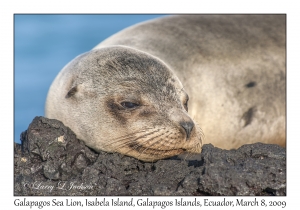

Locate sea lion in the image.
[45,46,203,162]
[45,15,286,162]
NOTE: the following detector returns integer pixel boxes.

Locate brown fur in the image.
[95,15,286,149]
[45,47,203,161]
[46,15,285,162]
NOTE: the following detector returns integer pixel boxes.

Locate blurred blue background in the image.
[14,14,166,143]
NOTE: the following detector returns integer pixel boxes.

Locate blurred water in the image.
[14,14,165,143]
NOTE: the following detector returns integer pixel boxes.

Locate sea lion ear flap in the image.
[65,85,78,98]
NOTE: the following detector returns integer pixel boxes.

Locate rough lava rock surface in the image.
[14,117,286,196]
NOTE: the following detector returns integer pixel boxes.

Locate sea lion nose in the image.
[179,121,194,140]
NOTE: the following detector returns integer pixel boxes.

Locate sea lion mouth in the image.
[128,142,186,156]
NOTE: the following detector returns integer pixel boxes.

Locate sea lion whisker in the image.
[102,135,138,148]
[136,136,184,160]
[101,128,163,154]
[108,127,155,141]
[181,153,189,162]
[134,134,170,160]
[122,132,167,157]
[102,128,161,148]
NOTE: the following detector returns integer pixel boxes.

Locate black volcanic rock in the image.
[14,117,286,196]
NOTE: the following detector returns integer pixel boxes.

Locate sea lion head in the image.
[45,46,203,162]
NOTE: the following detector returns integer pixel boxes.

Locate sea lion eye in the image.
[184,99,188,112]
[121,102,139,109]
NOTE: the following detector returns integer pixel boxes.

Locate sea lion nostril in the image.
[180,121,194,140]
